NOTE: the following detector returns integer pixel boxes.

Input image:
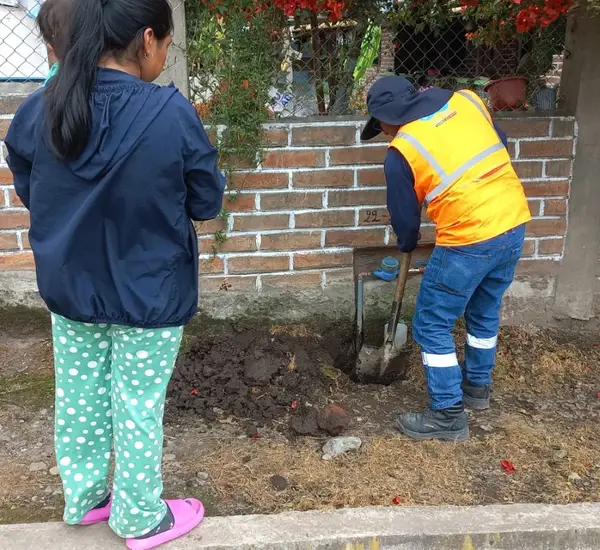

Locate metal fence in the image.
[0,0,48,84]
[188,13,567,118]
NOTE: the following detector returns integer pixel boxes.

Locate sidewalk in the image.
[1,503,600,550]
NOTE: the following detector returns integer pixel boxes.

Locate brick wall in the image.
[0,114,575,301]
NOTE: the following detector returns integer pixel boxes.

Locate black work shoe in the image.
[396,405,469,442]
[462,381,491,410]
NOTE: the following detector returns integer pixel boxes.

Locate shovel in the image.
[355,252,412,382]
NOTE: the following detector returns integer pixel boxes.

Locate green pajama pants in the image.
[51,313,183,538]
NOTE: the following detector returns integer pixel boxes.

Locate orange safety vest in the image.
[389,89,531,246]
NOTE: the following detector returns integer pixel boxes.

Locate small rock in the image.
[317,404,350,436]
[44,487,53,494]
[163,454,176,462]
[290,407,320,436]
[39,409,48,417]
[49,466,60,476]
[270,475,289,491]
[555,449,568,460]
[197,472,209,481]
[29,462,47,472]
[322,436,362,460]
[568,472,582,483]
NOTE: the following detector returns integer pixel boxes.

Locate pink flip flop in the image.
[79,495,112,526]
[125,498,205,550]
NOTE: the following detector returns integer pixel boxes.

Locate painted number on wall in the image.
[361,208,390,225]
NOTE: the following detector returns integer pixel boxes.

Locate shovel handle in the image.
[385,252,412,345]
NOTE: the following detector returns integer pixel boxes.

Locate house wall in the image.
[0,113,576,324]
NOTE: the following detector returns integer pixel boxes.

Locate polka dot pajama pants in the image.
[51,313,183,538]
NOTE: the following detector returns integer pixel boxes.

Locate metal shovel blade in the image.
[355,322,408,382]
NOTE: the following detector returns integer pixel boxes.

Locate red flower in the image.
[501,460,516,473]
[190,389,199,396]
[291,400,298,409]
[392,496,401,505]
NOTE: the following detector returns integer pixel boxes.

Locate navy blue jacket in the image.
[384,122,509,252]
[5,68,225,328]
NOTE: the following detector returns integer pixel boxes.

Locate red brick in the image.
[262,150,325,169]
[545,160,572,178]
[230,172,289,190]
[7,189,23,207]
[194,218,225,236]
[264,127,289,147]
[293,170,354,189]
[221,153,256,170]
[526,218,566,237]
[507,142,516,159]
[325,228,386,247]
[522,180,569,197]
[260,231,321,251]
[357,169,385,187]
[260,192,322,211]
[199,235,256,254]
[0,252,34,270]
[519,140,573,158]
[0,210,29,230]
[358,208,390,226]
[551,120,575,138]
[513,161,543,179]
[328,189,386,207]
[0,119,10,141]
[223,194,255,213]
[228,255,289,274]
[199,257,225,274]
[527,199,542,217]
[293,251,353,270]
[291,126,355,146]
[329,147,387,166]
[521,240,536,256]
[199,276,257,294]
[261,271,321,290]
[0,233,18,250]
[21,232,30,249]
[544,198,567,216]
[496,119,550,138]
[295,210,354,229]
[538,238,564,255]
[233,214,289,232]
[0,168,13,185]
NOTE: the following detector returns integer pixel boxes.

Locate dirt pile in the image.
[168,325,355,431]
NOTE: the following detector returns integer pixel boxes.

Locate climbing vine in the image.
[187,0,284,253]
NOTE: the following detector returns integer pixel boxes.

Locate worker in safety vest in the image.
[361,76,531,442]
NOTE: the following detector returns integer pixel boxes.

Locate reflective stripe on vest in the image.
[456,90,491,124]
[397,131,505,207]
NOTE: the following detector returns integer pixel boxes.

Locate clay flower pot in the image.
[484,76,528,111]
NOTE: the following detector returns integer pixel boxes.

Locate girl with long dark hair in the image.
[5,0,225,547]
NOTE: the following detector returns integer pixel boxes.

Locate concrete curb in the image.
[2,503,600,549]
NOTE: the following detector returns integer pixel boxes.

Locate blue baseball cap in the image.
[361,76,454,141]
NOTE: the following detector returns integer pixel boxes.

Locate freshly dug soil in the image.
[168,324,356,431]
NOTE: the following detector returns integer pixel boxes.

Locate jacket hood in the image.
[59,68,179,180]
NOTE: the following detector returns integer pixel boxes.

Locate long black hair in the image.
[45,0,173,160]
[37,0,72,60]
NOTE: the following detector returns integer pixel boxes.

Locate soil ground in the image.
[1,308,599,523]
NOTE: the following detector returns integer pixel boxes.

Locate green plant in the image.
[187,0,283,253]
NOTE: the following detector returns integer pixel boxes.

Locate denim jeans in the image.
[412,224,526,410]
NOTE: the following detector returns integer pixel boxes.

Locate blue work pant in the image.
[412,224,526,410]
